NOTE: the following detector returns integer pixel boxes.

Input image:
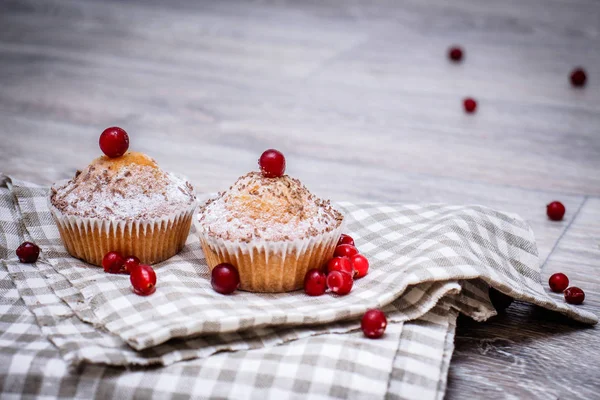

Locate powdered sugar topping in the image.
[51,156,196,220]
[198,172,343,242]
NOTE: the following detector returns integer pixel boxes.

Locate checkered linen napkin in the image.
[0,251,457,399]
[0,174,597,399]
[1,176,458,399]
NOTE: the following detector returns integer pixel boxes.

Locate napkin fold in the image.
[0,174,596,400]
[0,255,456,400]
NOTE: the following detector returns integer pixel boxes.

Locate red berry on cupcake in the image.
[258,149,286,178]
[99,127,129,158]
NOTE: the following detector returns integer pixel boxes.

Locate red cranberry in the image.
[258,149,286,178]
[102,251,125,274]
[337,234,355,247]
[570,68,587,87]
[548,273,569,293]
[124,256,141,274]
[564,287,585,305]
[327,257,354,276]
[16,242,40,263]
[304,269,327,296]
[326,271,353,295]
[546,201,566,221]
[333,244,359,259]
[489,287,513,312]
[99,127,129,158]
[350,254,369,279]
[448,46,463,62]
[130,264,157,296]
[361,309,387,339]
[463,98,477,113]
[211,263,240,294]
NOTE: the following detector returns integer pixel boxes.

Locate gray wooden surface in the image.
[1,0,599,398]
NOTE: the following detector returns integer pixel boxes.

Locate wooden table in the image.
[1,0,599,398]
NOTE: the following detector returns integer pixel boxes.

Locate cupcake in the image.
[196,150,344,292]
[49,127,197,266]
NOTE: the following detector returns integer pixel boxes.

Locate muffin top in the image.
[198,172,343,242]
[50,152,196,219]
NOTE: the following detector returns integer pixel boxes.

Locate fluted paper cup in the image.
[49,198,196,267]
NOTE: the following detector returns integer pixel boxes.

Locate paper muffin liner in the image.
[48,197,197,267]
[196,221,345,293]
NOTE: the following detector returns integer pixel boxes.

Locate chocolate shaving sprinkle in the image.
[50,160,196,219]
[198,171,344,242]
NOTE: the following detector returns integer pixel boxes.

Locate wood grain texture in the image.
[0,0,598,398]
[448,198,600,399]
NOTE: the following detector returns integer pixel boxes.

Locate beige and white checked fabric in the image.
[0,174,596,399]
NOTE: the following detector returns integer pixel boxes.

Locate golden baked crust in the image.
[51,152,195,220]
[198,172,343,242]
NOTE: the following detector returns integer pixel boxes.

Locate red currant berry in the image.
[448,46,463,62]
[124,256,141,274]
[304,268,327,296]
[350,254,369,279]
[333,244,359,259]
[337,234,355,246]
[564,287,585,305]
[548,273,569,293]
[16,242,40,263]
[102,251,125,274]
[570,68,587,87]
[130,264,157,296]
[327,257,354,276]
[463,98,477,113]
[546,201,566,221]
[258,149,286,178]
[211,263,240,294]
[361,309,387,339]
[99,127,129,158]
[326,271,353,295]
[489,287,513,312]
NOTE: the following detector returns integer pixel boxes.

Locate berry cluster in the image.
[549,272,585,305]
[102,251,157,296]
[491,271,587,313]
[303,234,369,297]
[303,234,386,338]
[447,46,588,114]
